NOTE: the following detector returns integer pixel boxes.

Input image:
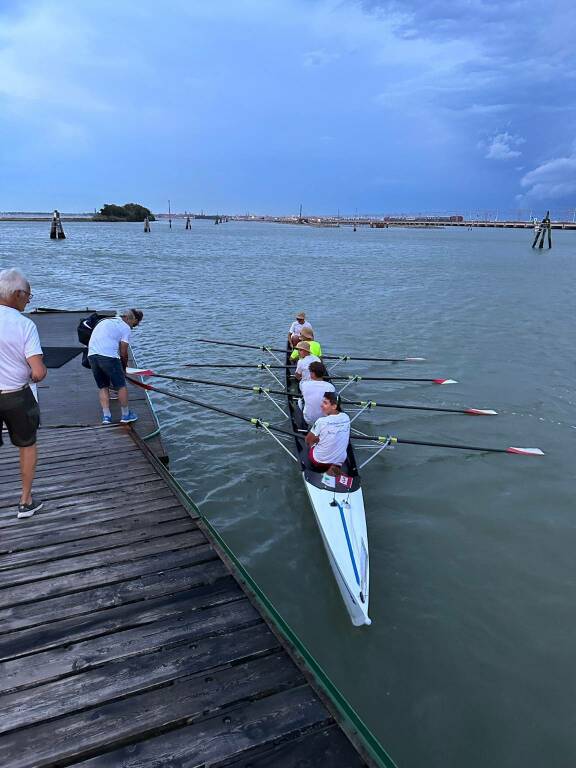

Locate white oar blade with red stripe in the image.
[433,378,458,385]
[506,447,545,456]
[465,408,498,416]
[126,367,155,376]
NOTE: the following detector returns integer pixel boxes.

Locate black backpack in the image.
[77,313,107,368]
[77,313,106,346]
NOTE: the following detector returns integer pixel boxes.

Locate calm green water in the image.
[2,220,574,768]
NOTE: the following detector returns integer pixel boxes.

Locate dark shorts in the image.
[88,355,126,390]
[0,386,40,448]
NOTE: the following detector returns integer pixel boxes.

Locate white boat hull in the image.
[303,478,371,627]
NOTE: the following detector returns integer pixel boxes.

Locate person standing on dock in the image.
[0,268,46,518]
[87,309,143,425]
[288,312,312,348]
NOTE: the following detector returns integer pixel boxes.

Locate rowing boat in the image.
[285,344,371,627]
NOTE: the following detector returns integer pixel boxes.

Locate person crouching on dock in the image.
[87,309,143,425]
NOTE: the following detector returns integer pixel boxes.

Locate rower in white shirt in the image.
[288,311,313,348]
[294,341,320,384]
[305,391,351,474]
[299,361,336,426]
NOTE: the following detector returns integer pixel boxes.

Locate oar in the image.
[126,369,495,415]
[343,399,496,416]
[351,434,544,456]
[332,375,458,385]
[194,337,425,363]
[127,376,542,455]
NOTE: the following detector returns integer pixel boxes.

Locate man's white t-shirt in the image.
[310,412,351,465]
[289,320,312,337]
[0,306,43,390]
[88,317,131,359]
[300,379,335,425]
[296,354,320,383]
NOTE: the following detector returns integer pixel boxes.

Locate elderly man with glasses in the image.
[0,268,46,518]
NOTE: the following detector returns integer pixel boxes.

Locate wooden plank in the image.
[0,530,206,588]
[0,441,140,469]
[0,559,228,635]
[0,544,216,608]
[0,468,162,509]
[0,581,245,685]
[0,484,175,531]
[0,618,274,735]
[0,517,193,570]
[213,724,368,768]
[0,462,156,496]
[72,686,330,768]
[0,506,186,551]
[0,653,303,768]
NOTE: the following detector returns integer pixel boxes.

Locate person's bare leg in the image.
[117,386,129,407]
[19,444,37,504]
[98,387,110,412]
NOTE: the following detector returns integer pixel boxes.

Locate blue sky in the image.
[1,0,575,216]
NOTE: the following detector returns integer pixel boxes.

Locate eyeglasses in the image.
[18,290,33,299]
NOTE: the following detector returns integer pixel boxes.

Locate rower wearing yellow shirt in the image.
[290,326,322,361]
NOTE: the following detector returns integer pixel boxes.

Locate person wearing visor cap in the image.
[290,325,322,361]
[288,311,312,348]
[294,340,320,384]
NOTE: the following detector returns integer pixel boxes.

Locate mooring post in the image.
[532,212,547,248]
[50,210,66,240]
[168,199,172,230]
[144,216,151,233]
[185,214,191,230]
[545,212,552,248]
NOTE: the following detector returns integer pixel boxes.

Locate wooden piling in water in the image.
[532,211,552,249]
[144,216,151,233]
[185,215,192,230]
[49,210,66,240]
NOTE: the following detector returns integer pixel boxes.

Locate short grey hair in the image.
[0,268,29,300]
[120,308,143,323]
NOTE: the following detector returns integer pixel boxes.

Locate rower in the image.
[288,311,312,348]
[305,392,350,475]
[290,326,322,361]
[294,341,320,384]
[299,361,335,426]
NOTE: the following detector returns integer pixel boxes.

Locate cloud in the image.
[302,49,340,67]
[519,149,576,200]
[482,132,525,160]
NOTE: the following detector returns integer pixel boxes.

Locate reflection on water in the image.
[2,220,575,767]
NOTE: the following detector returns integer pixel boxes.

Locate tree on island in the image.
[94,203,155,222]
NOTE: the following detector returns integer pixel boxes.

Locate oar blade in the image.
[405,357,426,362]
[433,378,458,385]
[465,408,498,416]
[126,367,154,376]
[506,447,545,456]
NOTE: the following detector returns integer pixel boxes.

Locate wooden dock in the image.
[0,310,388,768]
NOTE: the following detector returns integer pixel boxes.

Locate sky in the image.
[0,0,575,216]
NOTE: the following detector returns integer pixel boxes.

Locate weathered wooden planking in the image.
[0,585,247,689]
[213,724,368,768]
[0,529,206,588]
[0,506,187,551]
[73,686,331,768]
[0,485,176,530]
[0,545,216,608]
[0,653,303,768]
[0,516,193,569]
[0,559,229,636]
[0,619,274,735]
